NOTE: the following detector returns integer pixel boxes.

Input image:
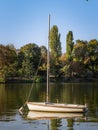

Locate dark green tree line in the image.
[0,26,98,82]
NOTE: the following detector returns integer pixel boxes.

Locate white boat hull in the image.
[27,102,86,113]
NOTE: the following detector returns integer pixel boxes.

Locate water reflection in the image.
[67,118,74,130]
[50,118,62,130]
[0,82,98,129]
[0,83,31,121]
[26,111,83,119]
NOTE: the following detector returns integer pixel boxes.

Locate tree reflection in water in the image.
[67,118,74,130]
[50,118,62,130]
[0,83,98,130]
[48,118,75,130]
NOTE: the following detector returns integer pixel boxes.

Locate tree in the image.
[71,40,87,76]
[64,31,74,77]
[38,46,47,76]
[86,39,98,75]
[49,25,62,78]
[50,25,62,60]
[66,31,74,62]
[72,40,87,62]
[18,43,41,78]
[0,44,18,78]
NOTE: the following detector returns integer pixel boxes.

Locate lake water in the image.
[0,82,98,130]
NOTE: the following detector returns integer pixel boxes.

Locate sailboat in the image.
[25,15,87,113]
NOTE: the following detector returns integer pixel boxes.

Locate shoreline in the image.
[0,77,98,84]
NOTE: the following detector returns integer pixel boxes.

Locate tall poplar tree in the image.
[50,25,62,60]
[49,25,62,78]
[66,31,74,61]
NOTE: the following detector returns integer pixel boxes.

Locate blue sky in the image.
[0,0,98,53]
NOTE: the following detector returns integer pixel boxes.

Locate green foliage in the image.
[18,43,41,78]
[86,39,98,73]
[61,65,70,76]
[72,40,87,62]
[50,25,62,60]
[49,25,62,77]
[35,76,43,83]
[0,78,5,83]
[0,29,98,82]
[0,44,18,78]
[66,31,74,61]
[37,46,47,76]
[69,40,87,76]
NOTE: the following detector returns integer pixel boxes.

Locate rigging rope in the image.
[26,56,42,102]
[19,56,42,112]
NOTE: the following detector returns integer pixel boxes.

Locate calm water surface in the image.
[0,82,98,130]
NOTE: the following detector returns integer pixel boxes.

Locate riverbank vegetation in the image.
[0,25,98,83]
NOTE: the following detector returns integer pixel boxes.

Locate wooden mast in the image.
[46,14,50,102]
